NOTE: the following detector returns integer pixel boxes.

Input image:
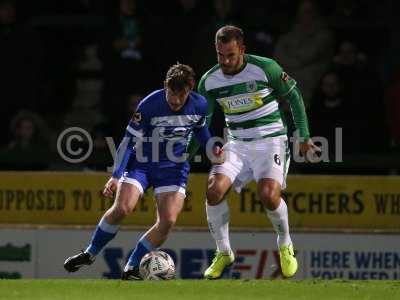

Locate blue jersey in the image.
[112,89,211,179]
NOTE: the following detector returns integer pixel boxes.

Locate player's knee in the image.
[259,188,280,210]
[206,186,225,205]
[158,214,177,233]
[113,203,135,218]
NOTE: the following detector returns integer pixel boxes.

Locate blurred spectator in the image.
[191,0,240,75]
[0,110,50,170]
[274,0,334,107]
[166,0,203,66]
[84,123,113,171]
[7,110,48,150]
[309,71,360,156]
[61,42,105,137]
[99,0,149,137]
[333,40,366,67]
[310,70,386,156]
[0,0,43,146]
[210,0,236,30]
[79,44,103,72]
[103,0,143,62]
[240,0,275,58]
[247,0,295,37]
[331,40,386,146]
[331,41,368,97]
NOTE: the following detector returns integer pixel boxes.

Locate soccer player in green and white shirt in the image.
[190,25,319,279]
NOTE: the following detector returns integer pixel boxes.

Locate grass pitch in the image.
[0,279,399,300]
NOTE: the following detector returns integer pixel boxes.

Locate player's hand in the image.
[299,139,321,163]
[210,145,224,165]
[103,177,119,198]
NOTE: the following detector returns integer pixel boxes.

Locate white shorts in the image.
[210,135,290,192]
[119,176,186,196]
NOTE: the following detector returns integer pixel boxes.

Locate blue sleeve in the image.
[111,102,148,178]
[111,135,134,179]
[192,98,213,149]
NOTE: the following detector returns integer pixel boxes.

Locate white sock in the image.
[98,216,119,234]
[206,200,232,254]
[266,198,292,248]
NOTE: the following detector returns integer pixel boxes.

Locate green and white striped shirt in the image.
[198,54,298,141]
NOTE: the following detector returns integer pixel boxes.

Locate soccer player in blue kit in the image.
[64,63,222,280]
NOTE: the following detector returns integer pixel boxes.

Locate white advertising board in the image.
[1,228,399,280]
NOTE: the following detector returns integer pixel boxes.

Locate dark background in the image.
[0,0,399,174]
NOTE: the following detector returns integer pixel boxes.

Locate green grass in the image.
[0,279,399,300]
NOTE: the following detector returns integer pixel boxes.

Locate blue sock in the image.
[85,217,119,256]
[127,237,155,268]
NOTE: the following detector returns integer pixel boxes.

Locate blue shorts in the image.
[120,161,190,196]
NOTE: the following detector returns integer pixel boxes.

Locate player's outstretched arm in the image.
[285,87,320,161]
[111,135,134,180]
[107,112,146,197]
[285,86,310,141]
[265,58,320,161]
[110,100,148,184]
[192,123,211,149]
[103,135,133,198]
[191,123,224,164]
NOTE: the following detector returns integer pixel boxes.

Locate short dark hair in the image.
[165,63,195,92]
[215,25,244,45]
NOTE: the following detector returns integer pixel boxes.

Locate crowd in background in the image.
[0,0,399,174]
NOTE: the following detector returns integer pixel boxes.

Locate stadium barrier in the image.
[1,228,399,279]
[0,172,399,230]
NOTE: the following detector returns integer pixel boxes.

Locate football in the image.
[139,250,175,280]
